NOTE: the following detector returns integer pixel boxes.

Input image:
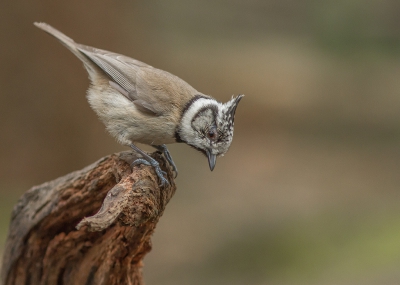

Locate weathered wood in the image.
[1,151,176,285]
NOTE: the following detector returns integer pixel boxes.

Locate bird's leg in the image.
[152,144,178,178]
[130,144,169,186]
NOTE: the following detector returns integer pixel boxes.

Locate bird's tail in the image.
[34,22,93,70]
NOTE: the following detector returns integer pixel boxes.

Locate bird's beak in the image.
[206,150,217,171]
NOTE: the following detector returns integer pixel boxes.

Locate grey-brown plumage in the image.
[34,22,243,185]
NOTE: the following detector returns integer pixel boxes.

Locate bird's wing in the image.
[76,46,164,115]
[78,47,199,116]
[35,22,197,116]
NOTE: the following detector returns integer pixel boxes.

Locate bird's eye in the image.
[207,128,218,141]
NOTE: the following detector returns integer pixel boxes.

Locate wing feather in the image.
[35,22,198,117]
[76,47,164,115]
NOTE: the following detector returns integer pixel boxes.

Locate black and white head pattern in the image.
[177,94,244,158]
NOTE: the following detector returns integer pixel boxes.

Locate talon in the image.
[159,178,169,187]
[130,144,170,188]
[153,144,178,178]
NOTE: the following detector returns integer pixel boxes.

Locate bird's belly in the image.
[130,126,176,145]
[105,115,177,146]
[87,87,177,146]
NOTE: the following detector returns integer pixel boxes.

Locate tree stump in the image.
[1,151,176,285]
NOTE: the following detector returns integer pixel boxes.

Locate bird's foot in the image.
[153,144,178,178]
[130,144,169,187]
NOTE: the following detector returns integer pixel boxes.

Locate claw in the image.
[130,144,169,187]
[153,144,178,178]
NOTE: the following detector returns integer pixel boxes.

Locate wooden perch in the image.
[1,151,176,285]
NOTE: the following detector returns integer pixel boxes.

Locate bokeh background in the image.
[1,1,400,284]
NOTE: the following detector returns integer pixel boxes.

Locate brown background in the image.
[1,1,400,284]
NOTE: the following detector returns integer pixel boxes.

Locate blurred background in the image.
[1,1,400,284]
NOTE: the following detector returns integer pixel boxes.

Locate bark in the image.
[1,151,176,285]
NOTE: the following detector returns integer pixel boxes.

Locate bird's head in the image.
[177,94,244,171]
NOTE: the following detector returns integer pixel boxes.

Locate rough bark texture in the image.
[1,151,176,285]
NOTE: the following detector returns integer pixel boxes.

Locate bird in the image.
[34,22,244,186]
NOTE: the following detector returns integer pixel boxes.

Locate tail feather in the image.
[34,22,94,70]
[34,22,75,44]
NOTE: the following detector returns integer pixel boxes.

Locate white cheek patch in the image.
[192,108,213,130]
[180,98,223,142]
